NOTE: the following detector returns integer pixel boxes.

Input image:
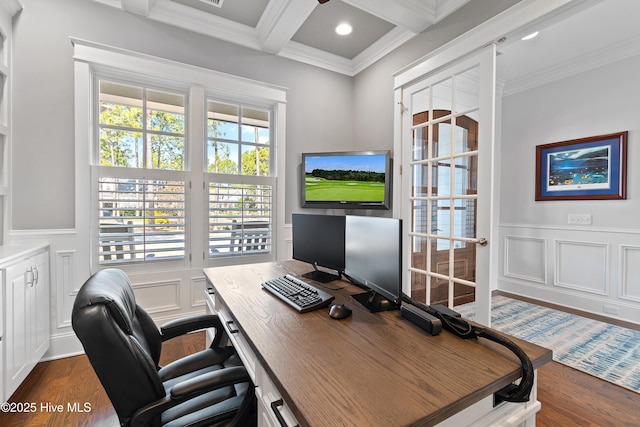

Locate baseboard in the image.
[496,290,640,332]
[42,331,85,361]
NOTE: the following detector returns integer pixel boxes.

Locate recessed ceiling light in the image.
[521,31,539,41]
[335,23,353,36]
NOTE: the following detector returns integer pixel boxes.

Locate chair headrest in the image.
[73,268,137,334]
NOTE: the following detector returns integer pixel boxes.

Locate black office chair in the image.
[71,268,256,427]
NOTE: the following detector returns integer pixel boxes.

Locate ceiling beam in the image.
[258,0,318,54]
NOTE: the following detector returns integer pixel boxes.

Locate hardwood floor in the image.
[0,332,205,427]
[1,332,638,426]
[536,362,639,426]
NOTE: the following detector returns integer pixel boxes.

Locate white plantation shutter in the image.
[208,181,272,257]
[98,175,186,263]
[206,99,274,260]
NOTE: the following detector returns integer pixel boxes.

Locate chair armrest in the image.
[129,366,250,426]
[160,314,223,341]
[170,366,249,398]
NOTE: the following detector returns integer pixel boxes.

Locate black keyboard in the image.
[261,274,335,313]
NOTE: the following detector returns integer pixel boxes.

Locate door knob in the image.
[475,237,488,246]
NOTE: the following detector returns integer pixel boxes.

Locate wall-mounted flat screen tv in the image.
[301,150,391,210]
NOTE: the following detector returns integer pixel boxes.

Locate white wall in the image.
[10,0,355,230]
[352,0,520,151]
[351,0,520,219]
[9,0,355,358]
[498,53,640,324]
[5,0,532,359]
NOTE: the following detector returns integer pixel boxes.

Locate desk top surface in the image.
[203,261,552,427]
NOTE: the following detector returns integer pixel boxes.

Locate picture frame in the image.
[535,131,627,201]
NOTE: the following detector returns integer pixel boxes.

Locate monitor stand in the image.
[351,290,397,312]
[302,263,341,283]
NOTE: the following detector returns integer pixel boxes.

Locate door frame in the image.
[392,0,576,325]
[396,46,496,326]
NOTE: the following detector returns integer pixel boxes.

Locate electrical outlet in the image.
[568,213,592,225]
[603,305,619,315]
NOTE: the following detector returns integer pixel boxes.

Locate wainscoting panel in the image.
[56,249,77,328]
[132,280,181,314]
[555,240,608,295]
[191,275,207,308]
[498,224,640,325]
[620,245,640,302]
[504,236,546,284]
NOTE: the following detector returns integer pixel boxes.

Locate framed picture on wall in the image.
[535,131,627,201]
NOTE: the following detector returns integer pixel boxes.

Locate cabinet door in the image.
[32,251,50,360]
[4,261,32,399]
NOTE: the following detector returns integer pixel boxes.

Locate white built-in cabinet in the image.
[0,0,29,404]
[1,245,50,403]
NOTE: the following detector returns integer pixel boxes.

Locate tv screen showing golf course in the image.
[302,151,390,209]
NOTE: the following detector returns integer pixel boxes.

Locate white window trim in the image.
[73,38,287,274]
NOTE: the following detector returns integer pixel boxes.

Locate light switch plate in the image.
[568,213,592,225]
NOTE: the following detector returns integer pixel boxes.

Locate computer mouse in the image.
[329,303,352,320]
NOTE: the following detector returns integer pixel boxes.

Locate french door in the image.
[399,46,496,326]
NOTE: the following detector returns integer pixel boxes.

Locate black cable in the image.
[401,295,534,403]
[425,308,534,402]
[475,327,535,402]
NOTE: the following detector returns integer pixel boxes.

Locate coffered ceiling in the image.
[93,0,640,87]
[93,0,471,76]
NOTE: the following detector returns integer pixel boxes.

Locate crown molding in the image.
[279,41,354,76]
[351,27,417,76]
[393,0,577,88]
[0,0,22,16]
[503,34,640,96]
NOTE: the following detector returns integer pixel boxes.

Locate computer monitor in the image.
[292,213,345,282]
[344,215,402,312]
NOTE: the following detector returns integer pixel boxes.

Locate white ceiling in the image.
[496,0,640,96]
[94,0,471,76]
[95,0,640,86]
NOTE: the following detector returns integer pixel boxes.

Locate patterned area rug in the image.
[456,295,640,394]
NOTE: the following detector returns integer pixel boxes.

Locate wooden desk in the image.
[203,261,552,427]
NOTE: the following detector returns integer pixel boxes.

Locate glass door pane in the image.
[405,56,488,309]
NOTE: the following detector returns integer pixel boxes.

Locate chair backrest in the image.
[72,268,165,425]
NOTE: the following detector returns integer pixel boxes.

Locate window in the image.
[206,100,273,258]
[98,82,186,170]
[75,39,286,272]
[206,101,270,176]
[96,81,187,264]
[95,83,277,265]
